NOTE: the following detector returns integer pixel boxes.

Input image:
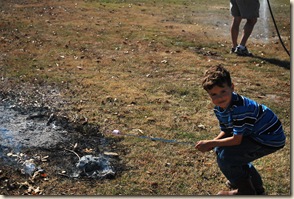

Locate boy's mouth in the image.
[218,100,228,108]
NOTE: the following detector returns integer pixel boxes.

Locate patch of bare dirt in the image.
[0,83,126,195]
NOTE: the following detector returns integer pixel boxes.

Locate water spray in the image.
[111,129,195,146]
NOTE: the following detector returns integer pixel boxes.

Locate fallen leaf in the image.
[198,124,206,129]
[103,152,119,156]
[83,148,94,153]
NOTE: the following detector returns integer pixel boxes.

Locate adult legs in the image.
[239,18,257,46]
[231,16,242,49]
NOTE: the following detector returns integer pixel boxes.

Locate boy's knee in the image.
[216,149,231,166]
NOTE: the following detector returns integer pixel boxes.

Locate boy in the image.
[195,65,286,195]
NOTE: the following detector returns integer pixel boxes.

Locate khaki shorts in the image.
[230,0,260,19]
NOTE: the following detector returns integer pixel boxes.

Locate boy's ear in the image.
[231,83,235,91]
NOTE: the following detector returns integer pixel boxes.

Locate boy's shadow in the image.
[254,56,290,70]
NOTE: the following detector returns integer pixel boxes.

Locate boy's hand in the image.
[195,140,214,153]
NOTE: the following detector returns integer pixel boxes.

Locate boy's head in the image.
[202,65,234,109]
[202,65,232,91]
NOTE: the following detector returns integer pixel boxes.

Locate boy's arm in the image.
[195,134,243,153]
[213,131,227,140]
[212,134,243,146]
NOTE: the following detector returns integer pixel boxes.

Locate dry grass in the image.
[0,0,291,195]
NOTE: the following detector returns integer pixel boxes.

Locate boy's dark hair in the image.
[202,65,232,91]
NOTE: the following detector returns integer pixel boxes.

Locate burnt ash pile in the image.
[0,86,124,194]
[0,105,68,149]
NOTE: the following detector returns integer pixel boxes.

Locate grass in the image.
[0,0,291,195]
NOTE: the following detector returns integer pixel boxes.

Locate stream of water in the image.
[259,0,270,42]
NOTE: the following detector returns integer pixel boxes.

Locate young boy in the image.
[195,65,286,195]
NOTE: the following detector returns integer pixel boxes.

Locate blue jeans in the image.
[215,136,282,186]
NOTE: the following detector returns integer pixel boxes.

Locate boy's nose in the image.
[214,94,224,100]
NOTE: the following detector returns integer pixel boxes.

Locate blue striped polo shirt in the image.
[214,92,286,148]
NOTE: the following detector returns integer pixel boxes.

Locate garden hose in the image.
[266,0,290,57]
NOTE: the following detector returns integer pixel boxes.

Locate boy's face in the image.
[207,83,234,109]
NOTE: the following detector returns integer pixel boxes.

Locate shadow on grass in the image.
[254,56,291,70]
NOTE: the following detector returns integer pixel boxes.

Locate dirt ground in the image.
[0,83,127,195]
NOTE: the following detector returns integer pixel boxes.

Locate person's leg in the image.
[233,0,259,55]
[248,163,265,194]
[218,176,256,195]
[231,16,242,49]
[215,137,280,195]
[226,163,265,195]
[239,18,257,46]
